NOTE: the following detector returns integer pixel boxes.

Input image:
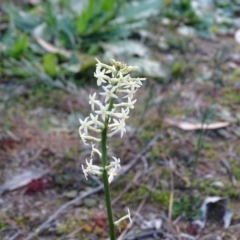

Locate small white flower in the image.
[89,113,104,129]
[110,157,121,169]
[79,132,88,145]
[79,117,91,134]
[91,143,102,158]
[114,208,132,226]
[115,108,129,120]
[109,119,126,137]
[89,93,100,111]
[124,81,141,92]
[100,86,118,103]
[82,159,103,180]
[123,89,137,99]
[108,167,118,183]
[82,164,89,179]
[109,118,123,128]
[132,77,146,86]
[117,89,136,99]
[94,67,108,86]
[95,103,112,121]
[79,119,101,134]
[114,97,137,110]
[125,97,137,109]
[116,72,129,86]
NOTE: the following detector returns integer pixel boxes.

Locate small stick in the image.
[220,159,237,187]
[9,230,22,240]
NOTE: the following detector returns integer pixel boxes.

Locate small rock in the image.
[63,190,78,199]
[83,198,97,208]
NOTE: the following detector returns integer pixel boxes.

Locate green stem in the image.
[101,98,116,240]
[103,171,116,239]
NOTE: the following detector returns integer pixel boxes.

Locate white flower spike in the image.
[79,59,145,238]
[80,58,145,185]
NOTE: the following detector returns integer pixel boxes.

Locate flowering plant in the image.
[79,59,146,239]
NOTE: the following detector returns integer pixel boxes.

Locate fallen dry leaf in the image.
[164,117,230,130]
[0,169,48,195]
[34,36,71,57]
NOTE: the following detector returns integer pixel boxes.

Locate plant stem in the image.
[103,171,116,239]
[101,98,116,240]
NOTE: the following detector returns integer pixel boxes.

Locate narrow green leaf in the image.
[76,11,89,35]
[76,0,95,35]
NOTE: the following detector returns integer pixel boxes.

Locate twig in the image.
[67,226,84,238]
[25,132,162,240]
[220,159,237,187]
[9,230,22,240]
[140,155,149,172]
[124,230,162,240]
[180,233,196,240]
